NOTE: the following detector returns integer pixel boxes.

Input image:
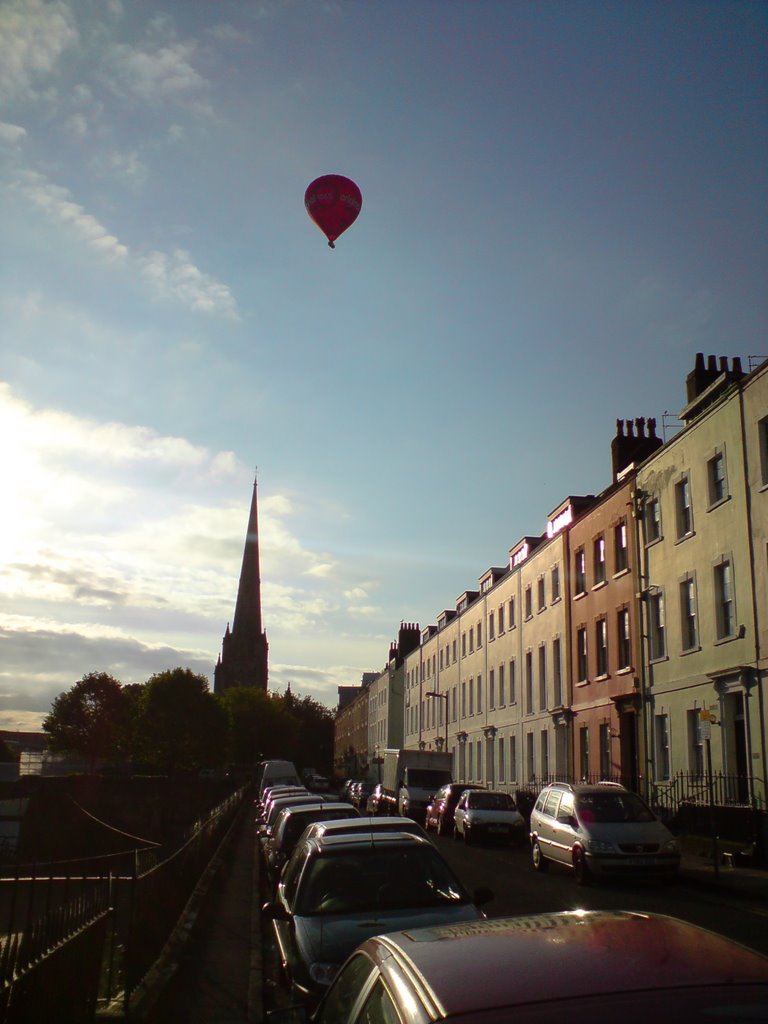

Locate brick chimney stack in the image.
[611,416,663,481]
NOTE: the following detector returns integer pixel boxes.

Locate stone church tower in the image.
[214,477,269,693]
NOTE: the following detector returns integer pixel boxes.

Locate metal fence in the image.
[0,786,247,1023]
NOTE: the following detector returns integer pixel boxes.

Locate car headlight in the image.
[309,962,341,987]
[585,839,616,853]
[663,838,680,854]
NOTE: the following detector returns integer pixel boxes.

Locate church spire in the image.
[214,475,269,694]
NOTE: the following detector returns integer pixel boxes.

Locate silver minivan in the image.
[529,782,680,885]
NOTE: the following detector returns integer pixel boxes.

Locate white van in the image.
[258,759,302,799]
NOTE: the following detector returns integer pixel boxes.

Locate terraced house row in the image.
[335,354,767,815]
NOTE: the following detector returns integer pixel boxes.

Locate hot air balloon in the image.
[304,174,362,248]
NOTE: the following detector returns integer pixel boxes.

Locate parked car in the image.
[529,781,681,884]
[453,789,525,845]
[264,802,360,890]
[339,779,359,803]
[257,786,310,822]
[259,793,323,844]
[300,815,429,843]
[262,830,492,1007]
[350,782,373,810]
[425,783,485,836]
[306,774,330,793]
[267,910,768,1023]
[257,760,302,800]
[365,783,389,816]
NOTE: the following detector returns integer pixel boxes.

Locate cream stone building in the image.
[637,356,767,808]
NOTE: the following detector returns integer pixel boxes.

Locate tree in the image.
[139,668,227,773]
[218,687,295,766]
[42,672,126,767]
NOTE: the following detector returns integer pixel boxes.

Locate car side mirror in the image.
[473,886,494,906]
[261,901,291,921]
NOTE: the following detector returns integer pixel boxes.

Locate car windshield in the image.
[576,791,656,824]
[470,792,516,811]
[296,845,470,915]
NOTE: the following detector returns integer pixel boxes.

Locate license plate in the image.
[621,856,658,866]
[488,825,509,833]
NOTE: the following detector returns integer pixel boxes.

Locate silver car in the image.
[529,781,680,885]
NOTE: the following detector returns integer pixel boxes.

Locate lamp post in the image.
[425,691,449,750]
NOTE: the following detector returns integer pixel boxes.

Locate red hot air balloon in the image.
[304,174,362,248]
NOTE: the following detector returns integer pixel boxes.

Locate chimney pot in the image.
[719,356,729,373]
[707,355,718,372]
[635,416,646,437]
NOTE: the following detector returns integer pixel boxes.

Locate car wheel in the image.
[573,847,591,886]
[531,839,549,872]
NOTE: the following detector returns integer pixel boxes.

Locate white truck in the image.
[381,748,453,822]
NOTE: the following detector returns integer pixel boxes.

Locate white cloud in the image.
[11,170,238,317]
[107,40,210,111]
[13,170,128,260]
[0,121,26,146]
[138,249,239,320]
[0,0,78,102]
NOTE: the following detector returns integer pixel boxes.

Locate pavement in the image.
[109,810,768,1024]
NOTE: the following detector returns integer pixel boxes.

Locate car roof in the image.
[309,831,432,853]
[364,911,768,1015]
[302,816,427,839]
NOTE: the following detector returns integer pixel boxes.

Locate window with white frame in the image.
[469,678,474,715]
[469,627,474,653]
[525,651,533,714]
[498,603,505,633]
[617,608,631,669]
[462,633,466,656]
[649,591,666,660]
[579,726,589,779]
[540,730,549,779]
[599,723,611,779]
[509,659,516,704]
[476,740,482,782]
[655,714,670,780]
[524,585,533,620]
[538,644,547,710]
[461,681,466,717]
[575,548,586,593]
[468,742,473,780]
[489,668,495,709]
[510,735,517,783]
[477,621,482,647]
[552,637,562,706]
[714,557,736,639]
[509,596,516,628]
[614,520,628,573]
[644,495,662,544]
[498,662,505,705]
[679,574,698,651]
[760,416,768,486]
[577,626,588,681]
[526,732,535,782]
[707,449,728,507]
[675,475,693,538]
[593,535,606,584]
[451,686,457,722]
[687,709,705,775]
[595,617,608,676]
[488,611,495,641]
[476,675,482,713]
[499,736,505,782]
[551,564,561,602]
[537,576,546,611]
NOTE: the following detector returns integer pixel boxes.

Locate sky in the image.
[1,0,766,731]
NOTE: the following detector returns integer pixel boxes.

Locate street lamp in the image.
[425,691,449,750]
